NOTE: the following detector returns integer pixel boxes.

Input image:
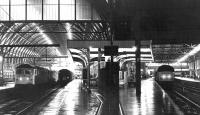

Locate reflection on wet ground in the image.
[0,82,14,90]
[5,78,186,115]
[26,79,99,115]
[119,79,184,115]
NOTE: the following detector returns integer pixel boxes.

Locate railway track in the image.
[0,86,59,115]
[168,91,200,115]
[16,88,59,115]
[164,79,200,115]
[174,79,200,106]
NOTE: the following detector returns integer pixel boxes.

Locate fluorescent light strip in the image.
[118,54,152,57]
[118,48,151,52]
[66,23,72,40]
[123,58,153,61]
[174,69,189,71]
[70,49,83,53]
[147,62,188,67]
[122,59,153,64]
[177,44,200,63]
[85,48,151,53]
[89,47,98,52]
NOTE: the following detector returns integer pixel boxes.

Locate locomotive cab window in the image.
[16,69,23,74]
[34,69,38,75]
[24,70,31,75]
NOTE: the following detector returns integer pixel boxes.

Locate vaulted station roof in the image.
[0,0,108,68]
[0,0,200,68]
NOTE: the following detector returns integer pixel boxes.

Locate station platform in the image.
[25,79,100,115]
[175,77,200,82]
[119,78,184,115]
[0,82,14,90]
[13,78,196,115]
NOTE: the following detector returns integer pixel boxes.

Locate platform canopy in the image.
[68,40,153,68]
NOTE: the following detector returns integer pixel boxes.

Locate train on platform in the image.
[155,65,174,89]
[3,70,15,82]
[15,64,58,88]
[58,69,73,87]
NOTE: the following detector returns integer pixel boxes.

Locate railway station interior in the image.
[1,0,200,115]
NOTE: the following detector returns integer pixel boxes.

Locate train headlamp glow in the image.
[26,77,29,80]
[162,75,166,79]
[167,75,171,78]
[19,77,22,81]
[162,74,171,79]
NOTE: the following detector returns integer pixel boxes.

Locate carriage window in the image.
[16,69,23,74]
[35,69,39,75]
[25,70,31,75]
[34,70,36,75]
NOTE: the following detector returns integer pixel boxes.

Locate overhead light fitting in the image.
[177,44,200,63]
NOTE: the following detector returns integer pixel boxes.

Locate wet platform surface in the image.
[26,79,99,115]
[175,77,200,82]
[0,82,14,90]
[119,78,184,115]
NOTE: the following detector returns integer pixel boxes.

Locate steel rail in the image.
[174,91,200,109]
[15,87,59,115]
[95,93,104,115]
[119,101,126,115]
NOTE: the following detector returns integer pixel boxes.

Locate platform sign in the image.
[104,46,118,56]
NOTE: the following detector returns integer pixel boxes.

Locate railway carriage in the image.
[15,64,57,88]
[58,69,73,87]
[3,70,15,82]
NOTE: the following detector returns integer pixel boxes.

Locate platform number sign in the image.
[104,46,118,56]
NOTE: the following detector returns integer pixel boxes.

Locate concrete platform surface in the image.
[26,79,100,115]
[119,78,184,115]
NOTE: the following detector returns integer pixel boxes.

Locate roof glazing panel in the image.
[0,0,101,21]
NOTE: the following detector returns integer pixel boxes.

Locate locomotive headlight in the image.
[167,75,171,79]
[162,75,166,79]
[26,77,29,80]
[19,77,22,81]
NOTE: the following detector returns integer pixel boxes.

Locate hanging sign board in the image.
[104,46,118,56]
